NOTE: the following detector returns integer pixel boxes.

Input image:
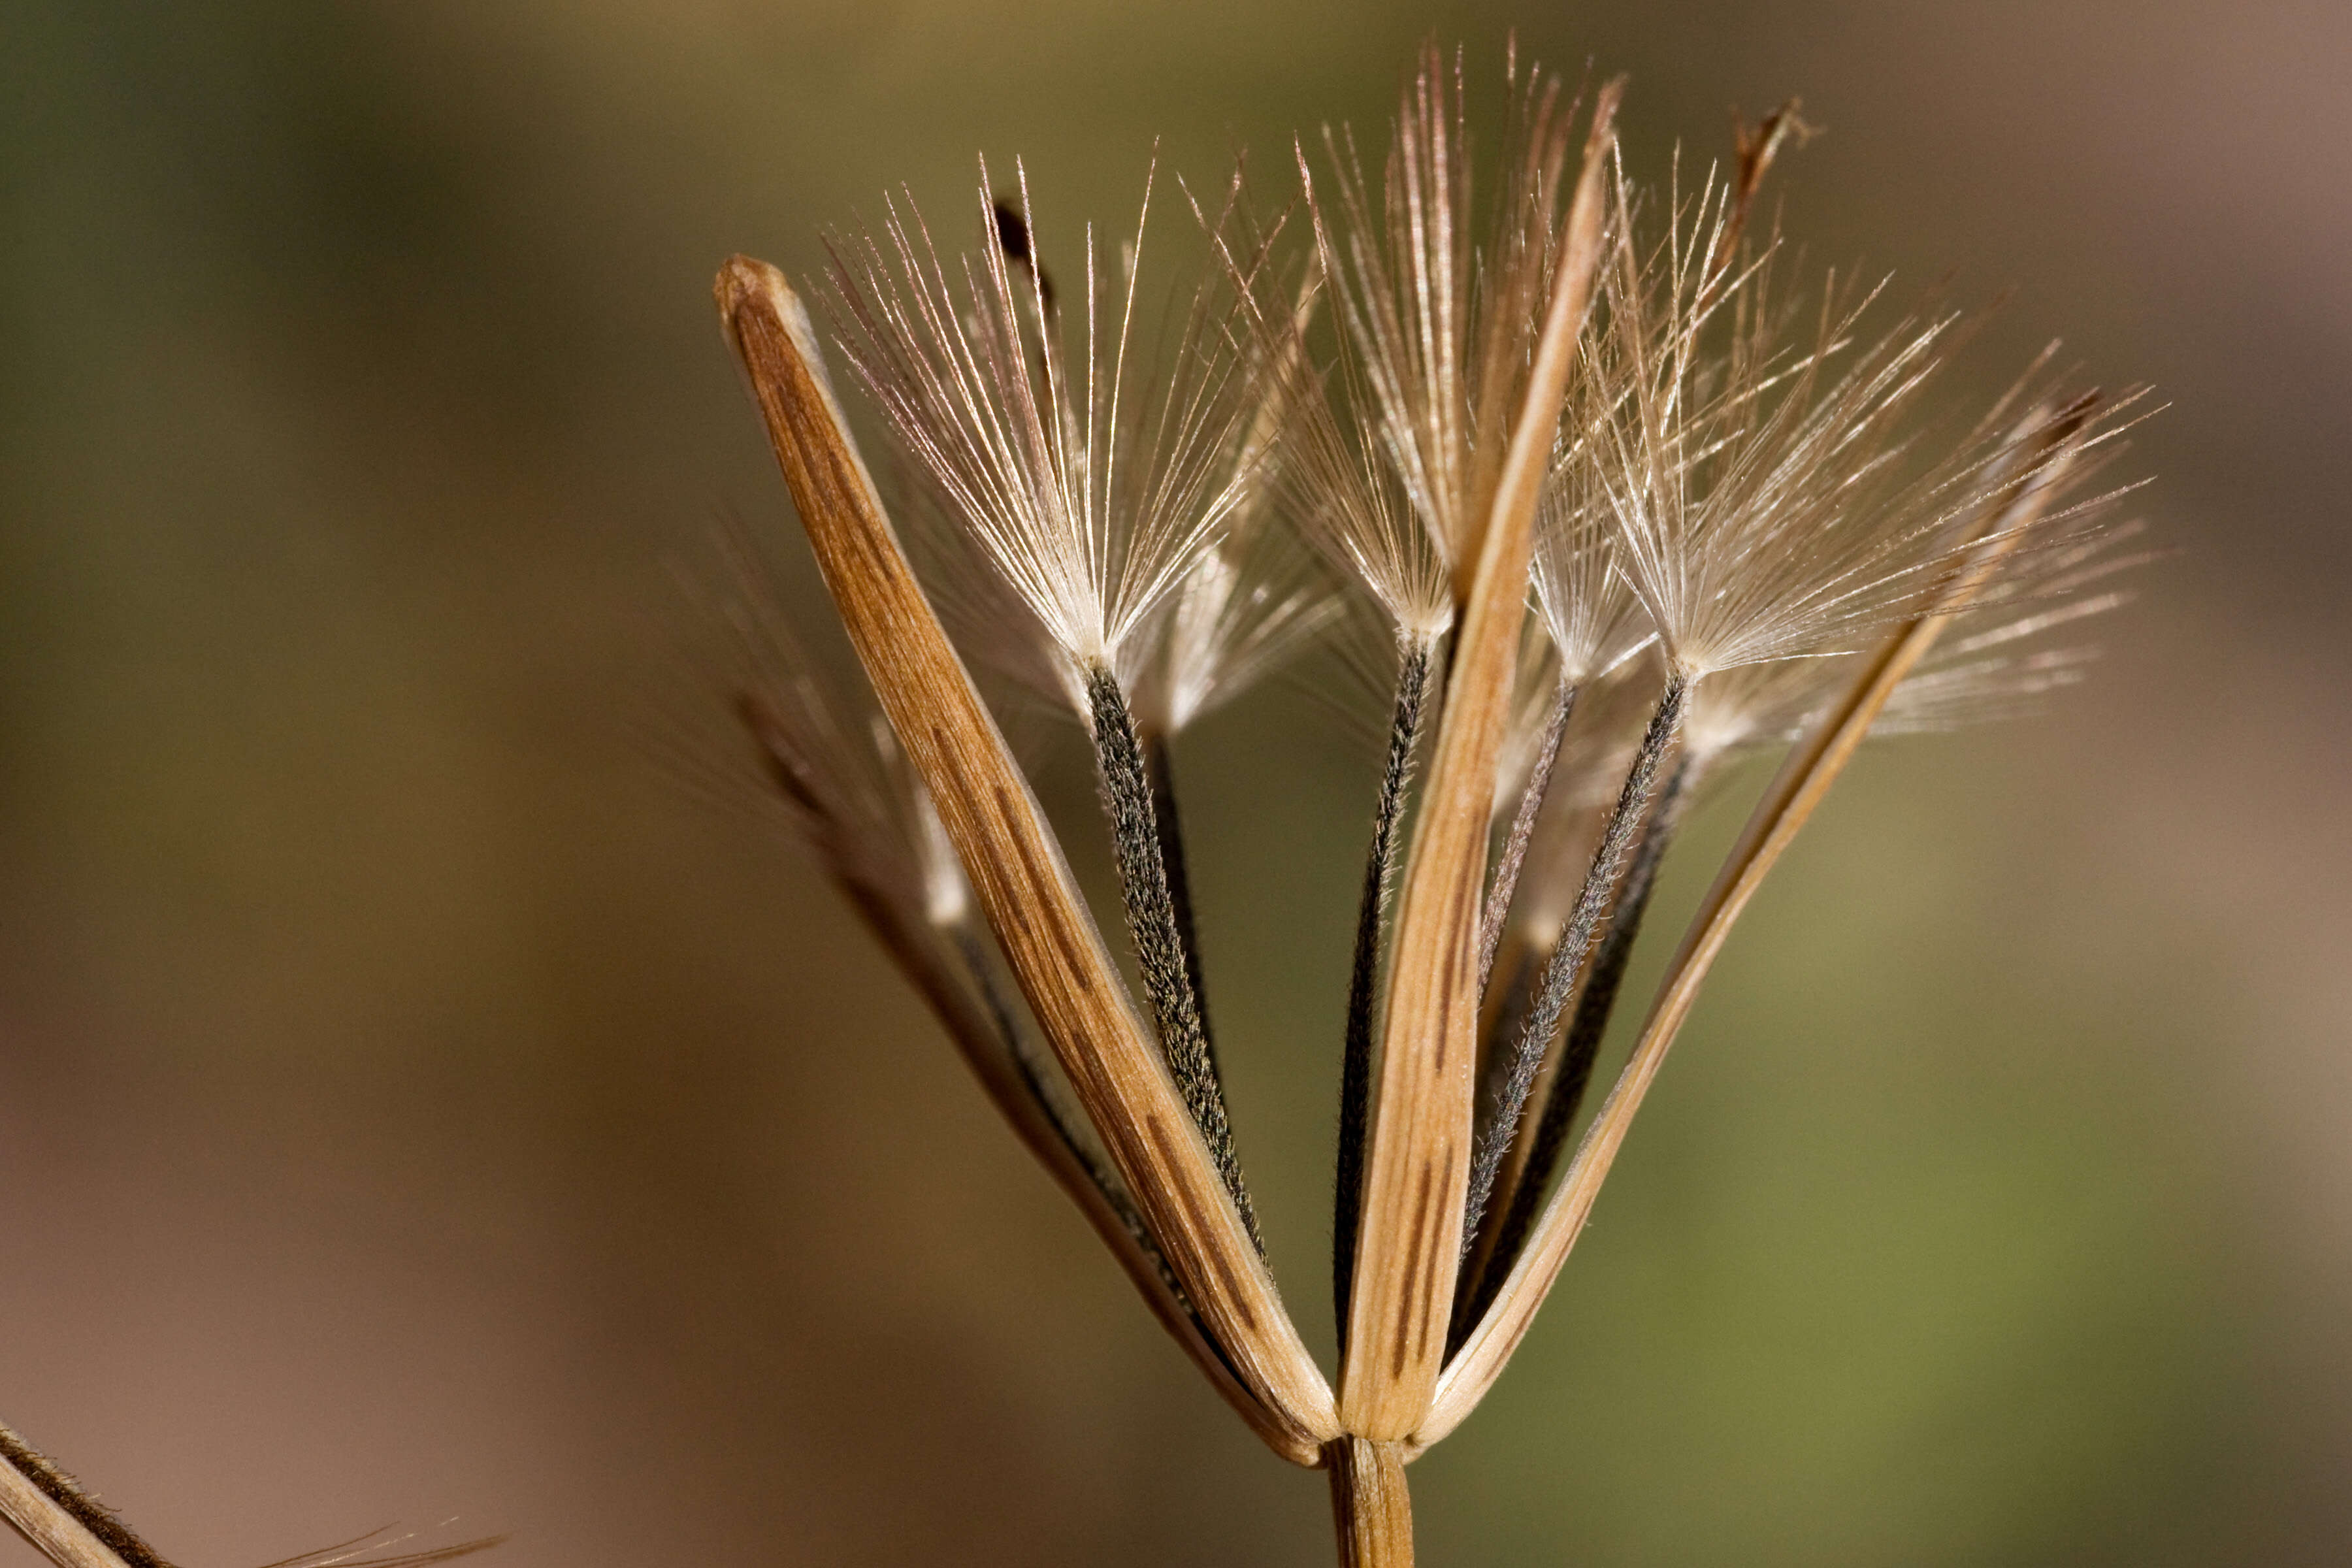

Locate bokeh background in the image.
[3,2,2348,1564]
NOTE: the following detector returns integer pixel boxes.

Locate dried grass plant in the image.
[698,39,2148,1565]
[0,37,2149,1568]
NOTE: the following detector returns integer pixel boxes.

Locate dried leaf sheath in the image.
[1341,84,1621,1439]
[1423,400,2097,1447]
[715,257,1338,1456]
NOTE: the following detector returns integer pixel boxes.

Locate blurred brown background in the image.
[2,1,2347,1563]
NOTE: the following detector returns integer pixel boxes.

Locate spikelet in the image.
[1688,523,2144,752]
[1584,165,2107,684]
[1303,41,1578,583]
[827,158,1264,695]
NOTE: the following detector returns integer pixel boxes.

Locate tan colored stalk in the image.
[716,257,1339,1455]
[1324,1439,1414,1568]
[1339,82,1621,1439]
[1422,401,2092,1446]
[0,1452,135,1568]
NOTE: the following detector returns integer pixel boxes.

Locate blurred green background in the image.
[3,2,2347,1564]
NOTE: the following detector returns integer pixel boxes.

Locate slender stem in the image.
[887,896,1314,1461]
[1476,679,1576,996]
[947,923,1163,1266]
[1335,637,1434,1349]
[1086,663,1262,1251]
[1459,676,1687,1252]
[1459,751,1696,1337]
[1472,935,1539,1120]
[1324,1438,1414,1568]
[1142,733,1221,1081]
[0,1426,163,1568]
[1462,934,1539,1265]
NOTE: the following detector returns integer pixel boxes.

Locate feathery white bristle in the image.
[1875,584,2132,734]
[1583,162,2112,685]
[1875,647,2102,734]
[1132,531,1348,734]
[1307,45,1576,563]
[1122,236,1353,735]
[1268,42,1582,631]
[889,462,1096,715]
[1532,363,1646,681]
[1264,329,1457,637]
[1682,655,1853,760]
[828,158,1262,683]
[1680,580,2132,757]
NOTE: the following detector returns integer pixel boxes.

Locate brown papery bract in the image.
[717,257,1339,1458]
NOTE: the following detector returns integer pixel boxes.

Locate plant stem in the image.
[1324,1438,1414,1568]
[1459,675,1687,1254]
[1477,678,1575,996]
[1086,663,1261,1252]
[1460,751,1695,1333]
[1335,636,1434,1347]
[0,1423,163,1568]
[1142,733,1221,1081]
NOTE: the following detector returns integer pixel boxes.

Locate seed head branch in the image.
[1424,397,2099,1446]
[1341,78,1621,1440]
[715,257,1337,1455]
[1456,747,1696,1337]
